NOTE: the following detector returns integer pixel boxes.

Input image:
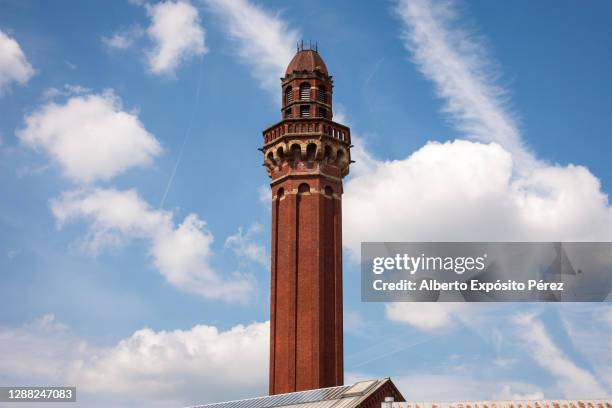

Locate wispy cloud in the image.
[202,0,299,96]
[514,312,608,398]
[102,25,144,50]
[225,223,269,269]
[394,0,533,169]
[145,0,208,75]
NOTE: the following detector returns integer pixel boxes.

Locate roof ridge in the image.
[186,380,386,408]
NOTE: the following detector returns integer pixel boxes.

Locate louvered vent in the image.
[300,105,310,118]
[285,88,293,104]
[318,87,326,103]
[300,85,310,100]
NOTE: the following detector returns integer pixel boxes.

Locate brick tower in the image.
[261,44,351,395]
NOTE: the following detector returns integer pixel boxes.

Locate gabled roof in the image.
[188,378,403,408]
[390,400,612,408]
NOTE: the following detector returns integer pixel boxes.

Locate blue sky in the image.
[0,0,611,407]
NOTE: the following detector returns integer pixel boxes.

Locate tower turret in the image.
[262,44,351,395]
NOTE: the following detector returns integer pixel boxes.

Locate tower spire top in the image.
[296,40,319,53]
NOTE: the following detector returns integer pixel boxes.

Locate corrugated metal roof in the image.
[188,379,387,408]
[391,400,612,408]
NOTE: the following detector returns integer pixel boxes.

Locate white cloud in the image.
[18,89,161,184]
[75,321,268,405]
[258,184,271,209]
[0,315,268,406]
[41,84,91,100]
[146,0,207,75]
[203,0,299,95]
[514,312,608,398]
[51,188,255,302]
[348,372,543,401]
[394,0,532,169]
[385,303,457,332]
[341,0,612,254]
[496,384,545,400]
[344,140,612,256]
[225,223,269,269]
[102,26,144,50]
[0,29,34,95]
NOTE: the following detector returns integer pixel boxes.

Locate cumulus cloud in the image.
[514,313,608,398]
[75,321,268,405]
[0,315,268,406]
[203,0,299,95]
[0,29,34,95]
[344,140,612,255]
[0,314,83,382]
[17,89,161,183]
[146,0,207,75]
[51,188,255,302]
[342,0,612,256]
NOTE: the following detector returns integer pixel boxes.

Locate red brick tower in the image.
[262,44,351,395]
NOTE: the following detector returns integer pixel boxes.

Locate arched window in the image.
[318,107,327,118]
[324,145,332,161]
[306,143,317,161]
[298,183,310,194]
[336,149,345,164]
[300,83,310,100]
[318,85,327,103]
[285,87,293,105]
[267,152,276,166]
[277,187,284,199]
[324,186,334,196]
[291,144,301,161]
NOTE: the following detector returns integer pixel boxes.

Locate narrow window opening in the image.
[318,86,327,103]
[300,105,310,118]
[306,143,317,161]
[300,83,310,100]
